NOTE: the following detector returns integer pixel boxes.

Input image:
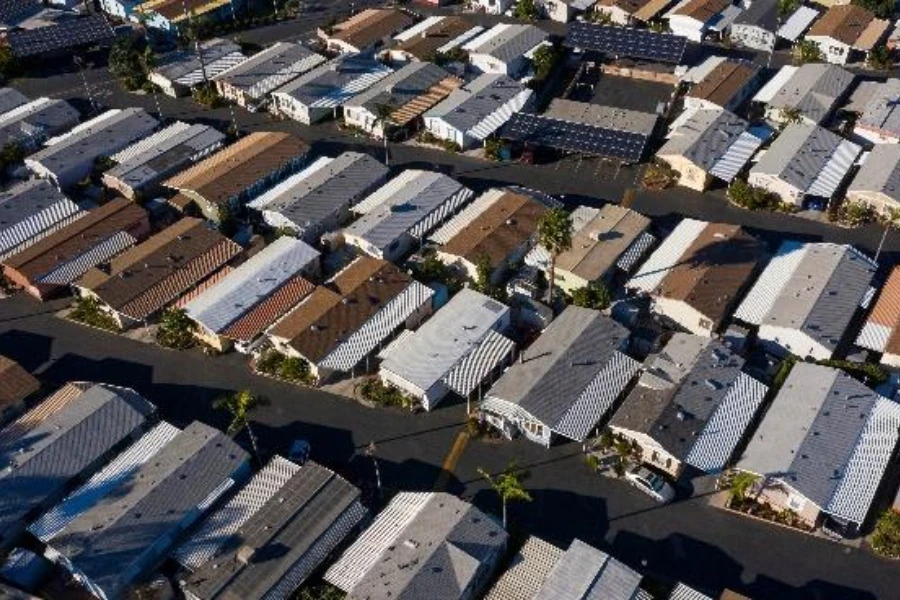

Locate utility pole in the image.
[365,441,382,499]
[73,56,97,113]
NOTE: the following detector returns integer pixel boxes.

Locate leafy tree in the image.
[478,461,533,529]
[777,0,800,19]
[589,8,614,25]
[109,37,152,91]
[0,45,20,81]
[278,355,313,384]
[214,389,262,460]
[536,208,572,304]
[570,282,611,310]
[853,0,895,20]
[868,45,894,71]
[872,510,900,558]
[374,102,395,165]
[796,39,823,65]
[295,581,346,600]
[472,254,507,302]
[835,200,876,227]
[216,203,237,236]
[70,296,120,332]
[156,307,196,349]
[484,137,504,161]
[729,471,759,503]
[513,0,540,21]
[531,45,561,82]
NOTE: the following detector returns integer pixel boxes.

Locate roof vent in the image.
[676,410,689,421]
[237,545,255,565]
[403,539,419,549]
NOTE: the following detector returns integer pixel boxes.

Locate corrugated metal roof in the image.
[466,23,548,64]
[152,38,243,84]
[856,265,900,353]
[669,583,714,600]
[171,455,301,570]
[214,42,327,101]
[185,237,319,334]
[443,329,516,399]
[220,276,315,343]
[848,143,900,202]
[429,188,505,244]
[485,536,563,600]
[734,240,807,325]
[776,5,819,41]
[752,65,797,104]
[0,179,83,259]
[534,539,642,600]
[0,96,79,149]
[627,218,707,294]
[274,55,392,109]
[764,63,854,124]
[708,130,765,182]
[381,288,508,400]
[659,108,748,172]
[37,231,137,286]
[425,73,530,136]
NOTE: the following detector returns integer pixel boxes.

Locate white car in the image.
[624,465,676,503]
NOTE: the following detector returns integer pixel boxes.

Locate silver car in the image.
[624,465,676,503]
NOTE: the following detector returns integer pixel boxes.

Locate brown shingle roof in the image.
[807,4,874,46]
[687,60,759,107]
[441,191,547,270]
[598,0,655,14]
[674,0,730,21]
[330,8,414,50]
[656,223,763,329]
[164,132,308,212]
[2,198,147,281]
[865,266,900,355]
[555,205,651,281]
[394,16,475,60]
[78,218,238,318]
[270,257,412,362]
[0,354,39,410]
[221,276,315,342]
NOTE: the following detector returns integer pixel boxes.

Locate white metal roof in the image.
[443,328,516,398]
[428,187,505,244]
[248,156,332,210]
[806,139,862,198]
[777,5,819,42]
[43,108,122,146]
[733,240,807,325]
[436,25,486,54]
[681,55,727,84]
[753,65,797,104]
[626,218,707,294]
[485,536,564,600]
[709,130,765,182]
[111,121,192,163]
[393,15,444,42]
[669,583,714,600]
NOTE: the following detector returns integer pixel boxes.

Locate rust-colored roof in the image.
[441,191,547,270]
[270,257,411,362]
[2,198,147,281]
[0,354,39,410]
[142,0,227,21]
[674,0,730,21]
[556,205,650,281]
[391,76,464,128]
[164,132,308,211]
[221,276,315,342]
[633,0,674,21]
[687,60,758,107]
[656,223,762,329]
[329,8,414,50]
[807,4,874,46]
[78,218,238,319]
[598,0,655,13]
[394,16,475,59]
[866,266,900,355]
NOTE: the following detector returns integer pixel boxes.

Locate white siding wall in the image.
[652,297,717,337]
[806,36,852,65]
[748,171,805,206]
[730,24,776,53]
[757,324,833,360]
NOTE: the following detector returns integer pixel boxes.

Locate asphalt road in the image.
[5,7,900,599]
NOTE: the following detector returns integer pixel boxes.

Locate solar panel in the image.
[566,22,687,65]
[500,112,648,163]
[8,15,116,58]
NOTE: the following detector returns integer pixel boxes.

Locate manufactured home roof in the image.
[152,38,245,86]
[346,170,473,254]
[0,88,28,114]
[425,73,530,136]
[105,122,226,194]
[672,0,730,21]
[393,16,481,59]
[250,152,388,235]
[534,539,643,600]
[438,188,547,270]
[610,333,768,472]
[777,5,820,41]
[185,236,319,334]
[465,23,548,64]
[326,8,414,51]
[381,288,510,394]
[213,42,327,102]
[734,242,876,354]
[763,63,854,124]
[485,536,564,600]
[325,492,507,599]
[738,363,900,524]
[49,422,248,600]
[732,0,777,31]
[660,108,750,172]
[0,97,79,149]
[545,99,658,136]
[273,54,393,109]
[687,60,758,108]
[857,265,900,355]
[806,4,877,47]
[854,78,900,139]
[164,132,308,210]
[848,143,900,202]
[483,306,640,442]
[627,219,763,330]
[0,355,39,411]
[183,461,365,600]
[751,123,861,197]
[0,179,83,260]
[0,383,154,542]
[2,197,146,284]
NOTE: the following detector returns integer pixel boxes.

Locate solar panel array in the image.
[566,22,687,65]
[8,15,115,58]
[501,112,649,163]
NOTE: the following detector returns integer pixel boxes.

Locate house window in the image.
[699,318,712,330]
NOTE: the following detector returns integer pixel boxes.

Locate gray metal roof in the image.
[849,143,900,201]
[50,421,248,600]
[214,42,326,100]
[346,61,453,115]
[751,123,844,192]
[105,122,225,194]
[534,539,642,600]
[545,99,658,136]
[0,88,28,114]
[468,23,548,63]
[0,97,79,148]
[182,461,364,600]
[767,63,854,124]
[855,78,900,138]
[487,306,629,427]
[659,108,748,171]
[253,152,388,234]
[426,73,526,134]
[153,38,242,83]
[274,54,392,107]
[0,179,76,246]
[733,0,778,31]
[0,383,155,544]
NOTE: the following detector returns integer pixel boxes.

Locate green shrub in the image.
[358,378,413,409]
[872,510,900,559]
[70,296,121,332]
[570,283,611,311]
[156,307,196,349]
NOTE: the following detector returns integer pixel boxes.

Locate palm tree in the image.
[536,207,572,305]
[214,389,261,461]
[477,461,532,529]
[374,102,396,165]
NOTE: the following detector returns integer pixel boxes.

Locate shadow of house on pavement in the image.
[0,330,53,372]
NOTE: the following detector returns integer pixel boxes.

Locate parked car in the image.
[624,465,675,503]
[288,439,311,465]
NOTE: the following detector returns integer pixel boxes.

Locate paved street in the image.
[4,7,900,598]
